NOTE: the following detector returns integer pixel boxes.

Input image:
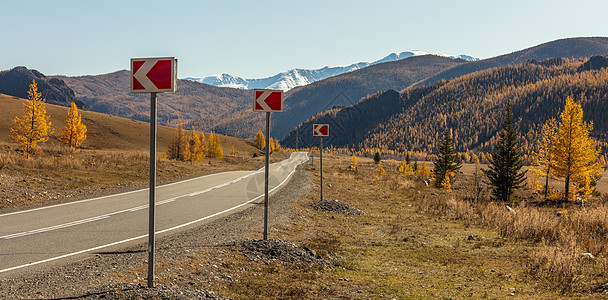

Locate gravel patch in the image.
[72,283,228,299]
[0,165,313,299]
[312,199,364,215]
[238,239,334,267]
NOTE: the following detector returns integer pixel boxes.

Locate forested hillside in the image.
[282,56,608,155]
[271,55,465,138]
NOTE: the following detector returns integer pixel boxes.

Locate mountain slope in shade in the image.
[415,37,608,87]
[268,55,467,139]
[0,67,84,108]
[186,51,479,91]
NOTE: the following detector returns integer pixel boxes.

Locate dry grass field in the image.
[109,154,607,299]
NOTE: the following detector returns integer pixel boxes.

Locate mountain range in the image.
[184,51,479,91]
[281,55,608,156]
[3,37,608,148]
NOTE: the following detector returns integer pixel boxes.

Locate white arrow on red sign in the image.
[253,89,283,112]
[313,124,329,136]
[131,57,177,93]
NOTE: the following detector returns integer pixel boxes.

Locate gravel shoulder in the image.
[0,164,313,299]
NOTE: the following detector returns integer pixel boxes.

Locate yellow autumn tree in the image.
[59,102,87,151]
[416,163,431,181]
[530,118,558,199]
[397,160,411,177]
[230,145,238,158]
[254,131,265,150]
[351,155,358,173]
[167,123,188,161]
[198,131,208,159]
[207,132,223,158]
[269,137,275,154]
[441,174,451,190]
[10,80,54,158]
[550,97,602,200]
[376,162,386,178]
[189,130,204,162]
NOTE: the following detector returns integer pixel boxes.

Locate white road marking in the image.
[0,154,305,274]
[0,171,260,240]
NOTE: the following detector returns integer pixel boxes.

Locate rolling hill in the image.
[281,56,608,156]
[0,93,255,155]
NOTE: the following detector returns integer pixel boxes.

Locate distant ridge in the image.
[415,37,608,87]
[185,51,479,91]
[0,67,84,108]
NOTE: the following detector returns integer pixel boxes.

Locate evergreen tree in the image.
[10,80,54,158]
[482,100,527,202]
[432,129,461,188]
[373,152,381,164]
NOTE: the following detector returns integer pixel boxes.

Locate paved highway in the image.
[0,152,308,275]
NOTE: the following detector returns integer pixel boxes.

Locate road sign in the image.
[254,89,283,112]
[313,124,329,136]
[131,57,177,93]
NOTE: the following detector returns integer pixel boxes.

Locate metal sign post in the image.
[320,136,323,201]
[131,57,177,289]
[147,92,157,288]
[253,89,283,241]
[263,112,270,240]
[312,124,329,202]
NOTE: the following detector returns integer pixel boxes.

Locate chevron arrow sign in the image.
[131,57,177,93]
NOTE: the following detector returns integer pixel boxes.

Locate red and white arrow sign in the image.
[131,57,177,93]
[313,124,329,136]
[254,89,283,112]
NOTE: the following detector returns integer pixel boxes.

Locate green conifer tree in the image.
[432,129,461,188]
[482,100,527,202]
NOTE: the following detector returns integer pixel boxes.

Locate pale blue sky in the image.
[1,0,607,78]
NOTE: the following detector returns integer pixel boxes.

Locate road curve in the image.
[0,152,309,275]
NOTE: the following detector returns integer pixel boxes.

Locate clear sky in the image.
[2,0,607,79]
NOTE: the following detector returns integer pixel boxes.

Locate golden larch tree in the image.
[268,137,275,154]
[530,118,558,199]
[59,102,87,151]
[254,131,265,150]
[198,131,208,158]
[550,97,602,200]
[351,155,358,173]
[397,160,411,177]
[167,123,188,160]
[376,162,386,178]
[189,130,204,162]
[212,133,223,159]
[10,80,54,158]
[230,145,238,158]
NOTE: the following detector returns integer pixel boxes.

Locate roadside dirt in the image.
[0,165,313,299]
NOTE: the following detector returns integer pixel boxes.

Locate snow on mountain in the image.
[184,51,478,91]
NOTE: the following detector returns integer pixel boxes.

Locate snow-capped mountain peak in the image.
[184,51,478,91]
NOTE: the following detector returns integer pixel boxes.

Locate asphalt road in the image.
[0,152,309,275]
